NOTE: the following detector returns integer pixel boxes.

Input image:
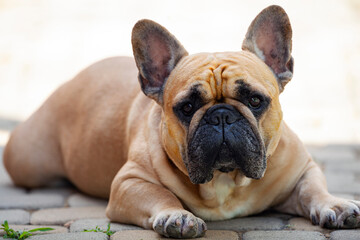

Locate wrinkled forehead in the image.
[164,51,279,104]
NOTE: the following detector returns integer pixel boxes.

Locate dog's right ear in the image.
[132,20,188,104]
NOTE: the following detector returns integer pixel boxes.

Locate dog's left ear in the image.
[242,5,294,93]
[132,19,188,104]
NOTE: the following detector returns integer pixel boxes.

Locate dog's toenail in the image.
[202,223,207,231]
[311,215,317,225]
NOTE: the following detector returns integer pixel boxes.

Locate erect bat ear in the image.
[132,19,188,104]
[242,5,294,93]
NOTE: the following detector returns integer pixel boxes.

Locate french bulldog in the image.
[4,5,360,238]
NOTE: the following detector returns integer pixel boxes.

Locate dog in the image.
[4,5,360,238]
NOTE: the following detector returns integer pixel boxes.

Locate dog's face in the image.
[132,5,293,184]
[161,52,282,183]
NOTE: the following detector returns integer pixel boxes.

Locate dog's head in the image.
[132,5,293,184]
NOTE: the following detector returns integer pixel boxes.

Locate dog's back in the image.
[4,56,142,197]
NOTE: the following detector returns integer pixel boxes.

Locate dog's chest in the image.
[194,171,255,220]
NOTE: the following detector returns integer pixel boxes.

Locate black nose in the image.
[206,105,240,126]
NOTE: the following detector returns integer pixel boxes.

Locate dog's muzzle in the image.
[185,104,266,184]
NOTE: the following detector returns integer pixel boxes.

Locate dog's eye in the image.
[248,96,262,109]
[182,102,194,116]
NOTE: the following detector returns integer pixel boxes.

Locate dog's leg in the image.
[106,164,206,238]
[3,109,65,188]
[275,160,360,228]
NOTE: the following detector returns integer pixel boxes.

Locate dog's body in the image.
[4,5,360,238]
[4,57,141,197]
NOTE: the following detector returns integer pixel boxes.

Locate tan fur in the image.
[4,57,139,197]
[3,52,345,223]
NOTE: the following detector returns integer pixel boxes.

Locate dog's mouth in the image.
[213,142,236,173]
[186,141,265,184]
[185,105,266,184]
[218,166,235,173]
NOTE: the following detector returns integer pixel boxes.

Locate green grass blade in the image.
[28,227,54,233]
[19,231,32,239]
[1,220,9,230]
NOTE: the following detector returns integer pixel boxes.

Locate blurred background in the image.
[0,0,360,146]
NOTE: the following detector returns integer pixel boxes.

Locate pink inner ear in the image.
[255,22,286,75]
[147,34,172,87]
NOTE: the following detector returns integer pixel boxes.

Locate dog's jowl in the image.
[4,5,360,238]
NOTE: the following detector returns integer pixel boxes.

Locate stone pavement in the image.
[0,121,360,239]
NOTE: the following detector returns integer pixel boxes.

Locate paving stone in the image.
[110,230,159,240]
[110,230,239,240]
[206,217,285,231]
[242,230,326,240]
[29,232,108,240]
[30,187,76,198]
[0,167,12,185]
[325,144,360,153]
[0,183,27,196]
[70,218,142,233]
[288,217,331,234]
[308,145,358,162]
[0,224,67,236]
[325,161,360,173]
[31,206,107,225]
[256,211,294,221]
[325,171,360,194]
[332,193,356,200]
[0,118,19,131]
[200,230,239,240]
[0,193,65,210]
[0,170,11,185]
[330,230,360,240]
[67,193,108,207]
[0,209,30,224]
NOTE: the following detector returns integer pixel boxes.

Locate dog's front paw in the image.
[310,197,360,228]
[153,210,207,238]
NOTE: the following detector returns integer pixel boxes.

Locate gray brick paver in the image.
[325,161,360,173]
[288,217,331,234]
[325,171,360,195]
[243,230,327,240]
[110,230,239,240]
[0,209,30,224]
[256,211,294,221]
[30,206,107,225]
[29,187,76,198]
[28,232,108,240]
[0,183,26,196]
[67,193,108,207]
[206,217,285,231]
[325,144,360,153]
[308,145,358,162]
[70,218,142,233]
[0,118,19,131]
[332,193,356,200]
[330,230,360,240]
[0,193,65,210]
